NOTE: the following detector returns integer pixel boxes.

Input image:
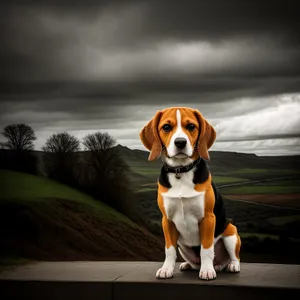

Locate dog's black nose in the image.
[174,137,187,149]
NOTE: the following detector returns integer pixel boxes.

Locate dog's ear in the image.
[194,109,216,161]
[139,110,163,161]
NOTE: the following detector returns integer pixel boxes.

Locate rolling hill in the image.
[2,146,299,185]
[115,145,300,264]
[1,147,300,265]
[0,170,164,266]
[112,145,300,187]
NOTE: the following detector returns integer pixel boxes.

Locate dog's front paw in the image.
[227,261,240,273]
[199,266,217,280]
[156,267,174,279]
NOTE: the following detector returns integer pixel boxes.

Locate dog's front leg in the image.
[156,216,178,279]
[198,212,217,280]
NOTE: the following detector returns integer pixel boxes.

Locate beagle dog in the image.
[139,107,241,280]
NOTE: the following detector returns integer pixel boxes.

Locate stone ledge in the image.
[0,262,299,300]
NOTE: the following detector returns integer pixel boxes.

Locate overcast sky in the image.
[1,0,300,156]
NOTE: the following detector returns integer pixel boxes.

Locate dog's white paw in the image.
[156,267,174,279]
[179,262,192,271]
[199,267,217,280]
[227,261,240,273]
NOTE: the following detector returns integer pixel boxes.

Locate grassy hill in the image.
[3,146,300,187]
[118,146,300,263]
[1,147,300,265]
[112,145,300,188]
[0,170,164,266]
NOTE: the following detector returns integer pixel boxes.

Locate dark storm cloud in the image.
[142,0,299,44]
[1,0,300,155]
[1,0,300,106]
[2,75,300,114]
[1,0,300,85]
[217,133,300,142]
[3,0,299,42]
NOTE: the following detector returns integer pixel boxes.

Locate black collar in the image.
[162,157,202,175]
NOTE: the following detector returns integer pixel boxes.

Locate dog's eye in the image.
[162,124,172,132]
[186,124,196,131]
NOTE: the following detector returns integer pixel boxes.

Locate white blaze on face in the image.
[166,109,194,158]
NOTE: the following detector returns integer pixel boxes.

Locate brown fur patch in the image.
[139,110,163,161]
[194,174,212,193]
[193,110,216,160]
[195,175,216,249]
[161,217,178,249]
[199,213,216,249]
[223,223,237,236]
[235,234,241,260]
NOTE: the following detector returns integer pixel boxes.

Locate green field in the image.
[231,168,269,175]
[0,170,94,203]
[132,169,249,184]
[0,170,136,225]
[239,232,280,240]
[239,232,300,243]
[136,187,157,193]
[223,185,300,194]
[140,183,157,187]
[2,147,300,264]
[135,173,300,195]
[0,170,165,265]
[136,175,247,186]
[267,215,300,226]
[213,176,248,184]
[0,257,31,267]
[131,167,160,176]
[260,179,300,186]
[231,168,300,175]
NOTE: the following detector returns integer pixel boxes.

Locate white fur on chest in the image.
[161,170,205,246]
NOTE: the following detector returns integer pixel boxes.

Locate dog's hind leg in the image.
[179,261,196,271]
[178,243,200,271]
[222,223,241,273]
[213,238,230,272]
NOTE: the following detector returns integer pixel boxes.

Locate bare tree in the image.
[0,124,38,174]
[82,132,132,212]
[1,123,36,151]
[0,142,7,149]
[82,132,119,174]
[42,132,80,154]
[82,132,116,152]
[42,132,81,185]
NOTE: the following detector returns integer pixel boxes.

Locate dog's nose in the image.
[174,137,187,149]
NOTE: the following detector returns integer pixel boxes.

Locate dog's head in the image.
[139,107,216,162]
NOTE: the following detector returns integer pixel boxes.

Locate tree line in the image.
[0,123,134,215]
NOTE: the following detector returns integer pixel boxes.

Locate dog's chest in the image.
[161,171,205,245]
